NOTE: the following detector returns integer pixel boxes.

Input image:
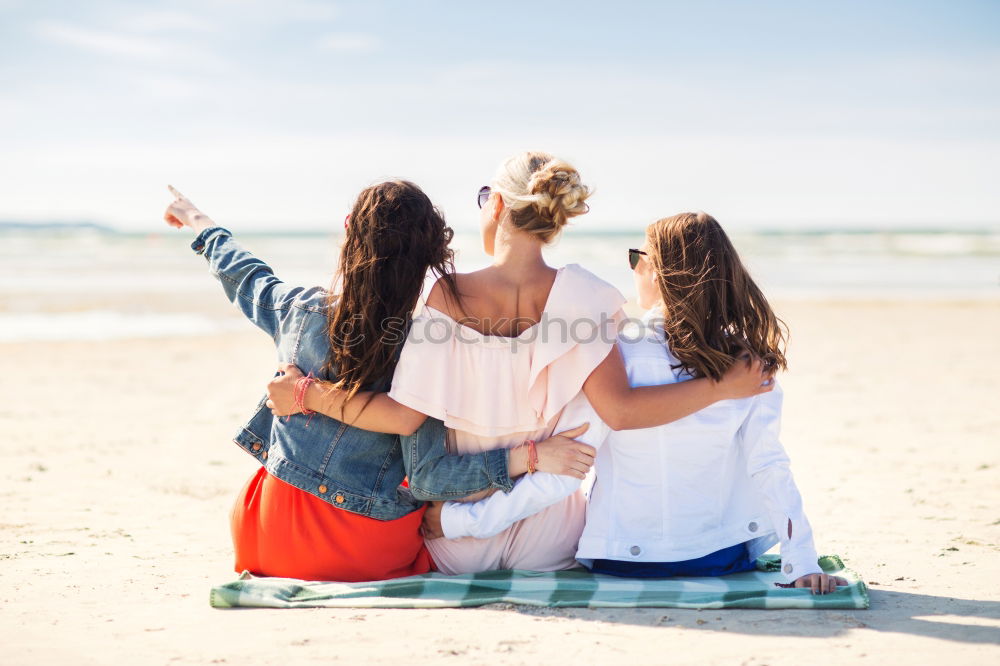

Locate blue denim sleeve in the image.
[401,418,513,501]
[190,226,322,341]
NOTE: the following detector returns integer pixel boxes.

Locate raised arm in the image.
[582,344,772,430]
[165,186,315,342]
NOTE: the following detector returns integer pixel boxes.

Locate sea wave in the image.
[1,227,997,341]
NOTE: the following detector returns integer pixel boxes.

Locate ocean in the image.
[1,226,998,342]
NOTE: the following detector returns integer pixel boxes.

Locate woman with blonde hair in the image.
[267,154,772,575]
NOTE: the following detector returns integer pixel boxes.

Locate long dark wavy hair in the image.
[646,212,788,381]
[324,180,457,407]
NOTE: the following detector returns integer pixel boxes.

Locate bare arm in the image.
[582,345,772,431]
[265,364,595,478]
[261,362,426,435]
[303,381,427,435]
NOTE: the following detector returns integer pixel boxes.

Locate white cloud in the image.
[283,0,340,21]
[117,11,216,34]
[32,20,232,72]
[317,32,380,53]
[35,21,172,59]
[198,0,339,22]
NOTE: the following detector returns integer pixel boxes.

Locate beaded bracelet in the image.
[293,372,316,426]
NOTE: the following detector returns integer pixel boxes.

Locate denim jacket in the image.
[191,226,512,520]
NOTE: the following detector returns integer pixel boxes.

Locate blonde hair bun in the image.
[491,151,592,243]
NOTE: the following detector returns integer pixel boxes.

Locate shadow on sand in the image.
[492,590,1000,644]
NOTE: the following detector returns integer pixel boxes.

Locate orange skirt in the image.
[230,467,434,582]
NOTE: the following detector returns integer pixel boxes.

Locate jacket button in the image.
[318,485,327,494]
[335,494,345,504]
[784,563,793,574]
[629,546,641,556]
[748,521,758,532]
[252,443,262,452]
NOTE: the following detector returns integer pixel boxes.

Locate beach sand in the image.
[1,299,998,665]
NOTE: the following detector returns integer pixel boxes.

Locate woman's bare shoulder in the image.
[426,271,484,318]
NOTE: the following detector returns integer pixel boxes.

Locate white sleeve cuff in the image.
[440,501,471,540]
[779,545,822,582]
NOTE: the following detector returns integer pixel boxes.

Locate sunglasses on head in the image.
[628,248,647,270]
[477,185,491,209]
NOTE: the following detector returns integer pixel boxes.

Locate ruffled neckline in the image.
[389,264,626,437]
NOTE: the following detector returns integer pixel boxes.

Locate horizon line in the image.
[3,220,1000,237]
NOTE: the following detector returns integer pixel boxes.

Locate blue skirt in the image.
[588,542,756,578]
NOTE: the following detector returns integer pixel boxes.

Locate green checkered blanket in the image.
[210,554,868,610]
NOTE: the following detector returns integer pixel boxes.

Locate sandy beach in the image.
[2,298,999,665]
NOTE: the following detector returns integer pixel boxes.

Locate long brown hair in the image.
[324,180,456,405]
[646,212,788,381]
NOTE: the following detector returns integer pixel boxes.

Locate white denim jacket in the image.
[440,309,823,582]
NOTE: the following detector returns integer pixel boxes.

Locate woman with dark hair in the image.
[162,182,597,582]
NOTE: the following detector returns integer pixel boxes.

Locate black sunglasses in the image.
[477,185,491,209]
[628,248,647,270]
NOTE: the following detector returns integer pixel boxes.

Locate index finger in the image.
[167,184,186,201]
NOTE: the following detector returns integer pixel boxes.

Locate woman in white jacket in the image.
[429,211,847,594]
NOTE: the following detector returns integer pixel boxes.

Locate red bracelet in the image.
[526,439,538,474]
[294,374,316,414]
[293,373,316,426]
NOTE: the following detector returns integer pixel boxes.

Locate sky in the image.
[1,0,998,231]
